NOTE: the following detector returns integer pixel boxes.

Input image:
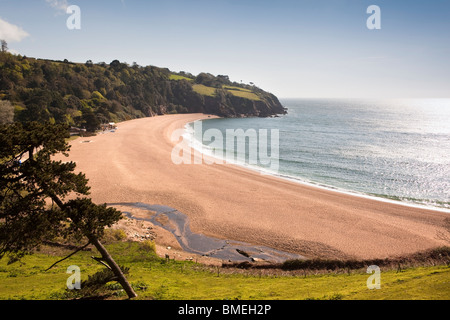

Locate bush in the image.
[139,240,156,254]
[102,228,127,243]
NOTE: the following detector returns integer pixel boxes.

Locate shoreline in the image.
[185,119,450,215]
[60,114,450,260]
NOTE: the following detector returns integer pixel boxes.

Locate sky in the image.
[0,0,449,99]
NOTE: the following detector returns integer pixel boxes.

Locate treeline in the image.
[0,52,285,131]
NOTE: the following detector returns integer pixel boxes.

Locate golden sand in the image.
[59,114,449,259]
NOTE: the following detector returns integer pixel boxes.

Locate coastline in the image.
[59,114,450,260]
[184,119,450,215]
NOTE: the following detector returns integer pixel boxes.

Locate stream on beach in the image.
[109,202,304,263]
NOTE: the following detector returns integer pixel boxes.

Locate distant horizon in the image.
[1,0,449,99]
[5,53,450,101]
[279,97,450,100]
[10,53,449,101]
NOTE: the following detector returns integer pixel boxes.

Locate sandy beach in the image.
[60,114,449,260]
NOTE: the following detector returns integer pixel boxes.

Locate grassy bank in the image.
[191,83,262,101]
[0,241,449,300]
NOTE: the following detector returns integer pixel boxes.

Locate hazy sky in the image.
[1,0,449,98]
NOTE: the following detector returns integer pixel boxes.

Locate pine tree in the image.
[0,121,137,298]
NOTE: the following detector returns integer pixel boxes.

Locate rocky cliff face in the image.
[0,54,286,127]
[167,77,286,118]
[203,93,286,118]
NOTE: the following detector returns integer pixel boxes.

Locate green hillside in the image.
[1,241,449,300]
[0,53,286,130]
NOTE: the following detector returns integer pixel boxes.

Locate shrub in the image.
[140,240,156,254]
[102,228,127,243]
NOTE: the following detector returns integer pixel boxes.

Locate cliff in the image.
[0,53,286,130]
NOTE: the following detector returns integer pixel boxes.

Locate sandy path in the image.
[61,114,450,260]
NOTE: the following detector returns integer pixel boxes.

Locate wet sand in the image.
[60,114,450,260]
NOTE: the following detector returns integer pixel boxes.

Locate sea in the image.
[186,98,450,212]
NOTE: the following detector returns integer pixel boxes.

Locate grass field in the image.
[192,83,261,101]
[169,75,260,102]
[226,89,261,101]
[192,84,217,97]
[223,85,253,92]
[222,85,261,100]
[0,241,449,300]
[169,74,194,81]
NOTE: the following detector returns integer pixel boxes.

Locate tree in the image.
[0,122,137,299]
[110,60,122,70]
[0,100,14,124]
[217,75,230,84]
[1,40,7,53]
[81,109,100,132]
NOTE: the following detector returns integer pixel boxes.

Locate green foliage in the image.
[65,198,123,241]
[226,89,261,101]
[169,74,193,81]
[0,100,14,124]
[103,228,127,243]
[80,108,100,132]
[0,54,285,124]
[82,265,129,290]
[0,122,121,260]
[192,84,216,97]
[139,240,156,254]
[195,73,231,88]
[280,247,450,271]
[0,241,449,300]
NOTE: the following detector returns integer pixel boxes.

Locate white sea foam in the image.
[182,98,450,214]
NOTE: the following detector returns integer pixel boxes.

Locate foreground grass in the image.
[0,242,449,300]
